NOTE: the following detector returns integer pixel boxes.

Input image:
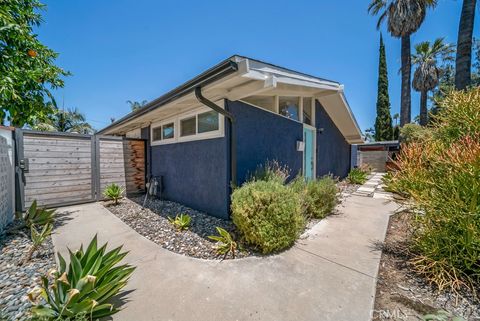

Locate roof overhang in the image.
[99,55,364,144]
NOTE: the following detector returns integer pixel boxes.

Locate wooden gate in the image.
[15,130,146,211]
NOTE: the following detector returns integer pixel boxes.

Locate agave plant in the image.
[168,214,191,231]
[208,227,238,259]
[22,223,53,265]
[28,235,135,320]
[18,200,55,229]
[103,183,124,205]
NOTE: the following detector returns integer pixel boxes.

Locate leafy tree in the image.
[392,113,400,126]
[0,0,69,127]
[126,100,148,112]
[455,0,477,90]
[369,0,437,126]
[31,108,94,134]
[412,38,454,126]
[374,34,393,141]
[364,127,375,142]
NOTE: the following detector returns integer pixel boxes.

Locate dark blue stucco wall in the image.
[226,100,303,184]
[142,127,230,219]
[315,100,351,178]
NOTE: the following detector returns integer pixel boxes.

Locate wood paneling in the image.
[21,132,146,208]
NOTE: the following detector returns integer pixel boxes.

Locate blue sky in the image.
[38,0,478,132]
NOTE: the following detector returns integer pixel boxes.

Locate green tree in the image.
[412,38,454,126]
[455,0,477,90]
[126,100,148,112]
[0,0,69,127]
[31,108,94,134]
[374,34,393,141]
[369,0,437,127]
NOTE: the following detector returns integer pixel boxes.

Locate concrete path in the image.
[52,195,399,321]
[353,172,392,200]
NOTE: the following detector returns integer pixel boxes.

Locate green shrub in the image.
[103,183,124,205]
[249,160,290,184]
[303,177,339,219]
[347,168,368,185]
[28,235,135,320]
[208,227,238,259]
[168,213,191,231]
[18,200,55,229]
[386,88,480,293]
[231,180,304,254]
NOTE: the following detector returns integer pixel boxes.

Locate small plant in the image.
[231,179,304,254]
[103,183,124,205]
[28,235,135,320]
[168,213,191,231]
[22,223,53,265]
[347,168,368,185]
[17,200,55,229]
[208,227,238,259]
[423,310,466,321]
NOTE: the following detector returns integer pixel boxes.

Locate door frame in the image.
[302,124,317,179]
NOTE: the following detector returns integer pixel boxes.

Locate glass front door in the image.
[303,126,315,180]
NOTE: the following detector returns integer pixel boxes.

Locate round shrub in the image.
[303,177,339,219]
[231,180,304,254]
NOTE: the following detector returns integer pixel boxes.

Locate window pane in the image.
[198,111,219,133]
[242,95,276,112]
[180,116,196,137]
[279,97,300,121]
[303,97,313,125]
[162,123,174,139]
[152,127,162,141]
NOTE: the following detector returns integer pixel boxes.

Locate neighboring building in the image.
[352,141,400,172]
[99,55,363,218]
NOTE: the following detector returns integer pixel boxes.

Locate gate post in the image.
[13,129,25,212]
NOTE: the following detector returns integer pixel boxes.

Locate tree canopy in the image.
[374,34,393,141]
[0,0,68,127]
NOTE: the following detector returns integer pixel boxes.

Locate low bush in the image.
[399,123,432,143]
[103,183,124,205]
[28,235,135,320]
[303,176,339,219]
[231,179,304,254]
[386,88,480,293]
[347,168,368,185]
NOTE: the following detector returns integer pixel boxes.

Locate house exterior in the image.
[99,55,363,219]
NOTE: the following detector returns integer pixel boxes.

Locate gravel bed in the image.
[104,197,255,260]
[0,221,55,321]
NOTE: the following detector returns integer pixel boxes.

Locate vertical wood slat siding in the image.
[123,140,145,194]
[23,134,93,207]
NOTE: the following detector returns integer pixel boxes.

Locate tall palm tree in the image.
[369,0,437,126]
[393,113,400,126]
[455,0,477,90]
[412,38,455,125]
[32,108,94,134]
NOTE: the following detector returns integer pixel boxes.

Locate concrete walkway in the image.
[52,195,399,321]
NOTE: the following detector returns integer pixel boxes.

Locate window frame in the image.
[150,106,224,146]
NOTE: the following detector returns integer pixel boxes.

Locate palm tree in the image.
[32,108,94,134]
[369,0,437,126]
[455,0,477,90]
[127,100,148,112]
[412,38,455,125]
[393,113,400,126]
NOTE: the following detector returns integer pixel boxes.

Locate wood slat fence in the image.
[15,130,146,210]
